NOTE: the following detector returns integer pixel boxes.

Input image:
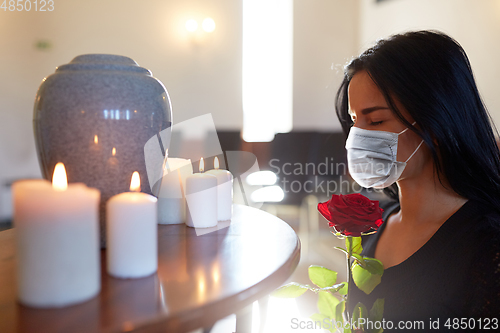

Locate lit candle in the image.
[157,158,193,225]
[106,171,158,278]
[13,163,100,308]
[185,158,217,228]
[206,157,233,221]
[90,134,101,152]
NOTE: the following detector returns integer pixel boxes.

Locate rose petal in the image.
[330,195,349,210]
[317,201,332,221]
[318,193,384,237]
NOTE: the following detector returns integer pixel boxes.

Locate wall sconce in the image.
[185,19,198,32]
[185,17,216,33]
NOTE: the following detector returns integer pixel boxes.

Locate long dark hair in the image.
[336,30,500,209]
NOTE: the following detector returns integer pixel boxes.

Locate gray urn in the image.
[33,54,172,246]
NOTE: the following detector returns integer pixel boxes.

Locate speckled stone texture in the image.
[33,54,172,247]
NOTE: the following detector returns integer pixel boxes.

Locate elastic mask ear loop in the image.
[405,140,424,163]
[398,121,417,135]
[398,121,423,163]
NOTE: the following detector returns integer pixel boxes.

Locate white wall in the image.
[359,0,500,127]
[293,0,359,130]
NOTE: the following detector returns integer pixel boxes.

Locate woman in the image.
[336,31,500,328]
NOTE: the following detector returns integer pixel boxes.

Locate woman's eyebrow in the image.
[348,106,389,118]
[360,106,390,115]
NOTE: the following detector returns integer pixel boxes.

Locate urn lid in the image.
[55,54,152,75]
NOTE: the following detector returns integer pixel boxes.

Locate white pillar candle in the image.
[185,158,218,228]
[206,157,233,221]
[13,163,100,308]
[157,158,193,225]
[106,171,158,279]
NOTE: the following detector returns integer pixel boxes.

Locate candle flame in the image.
[112,147,116,156]
[130,171,141,192]
[52,162,68,191]
[94,135,98,144]
[214,156,219,170]
[199,157,205,173]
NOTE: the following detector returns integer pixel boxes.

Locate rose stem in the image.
[345,236,352,323]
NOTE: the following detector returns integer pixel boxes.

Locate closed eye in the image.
[370,121,383,126]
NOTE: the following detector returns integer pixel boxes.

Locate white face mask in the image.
[345,123,424,189]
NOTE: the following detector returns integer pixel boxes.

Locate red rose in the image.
[317,193,384,237]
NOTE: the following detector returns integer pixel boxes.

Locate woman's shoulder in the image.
[442,199,500,256]
[465,200,500,238]
[359,200,400,256]
[470,205,500,263]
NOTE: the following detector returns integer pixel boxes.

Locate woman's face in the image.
[347,70,428,180]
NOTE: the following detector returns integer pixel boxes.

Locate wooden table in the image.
[0,204,301,333]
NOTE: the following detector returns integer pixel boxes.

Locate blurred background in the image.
[1,0,500,331]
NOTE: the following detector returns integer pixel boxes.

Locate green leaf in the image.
[351,253,366,267]
[352,237,363,255]
[369,298,385,333]
[320,282,348,295]
[352,302,369,330]
[337,282,348,296]
[351,258,384,294]
[335,300,345,323]
[317,290,340,318]
[309,265,338,288]
[345,237,353,255]
[345,236,363,256]
[334,246,348,256]
[365,257,384,275]
[271,282,309,298]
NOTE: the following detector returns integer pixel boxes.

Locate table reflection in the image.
[100,271,163,331]
[157,225,229,312]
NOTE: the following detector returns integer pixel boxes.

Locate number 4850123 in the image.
[1,0,54,12]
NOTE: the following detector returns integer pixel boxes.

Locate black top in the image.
[348,200,500,331]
